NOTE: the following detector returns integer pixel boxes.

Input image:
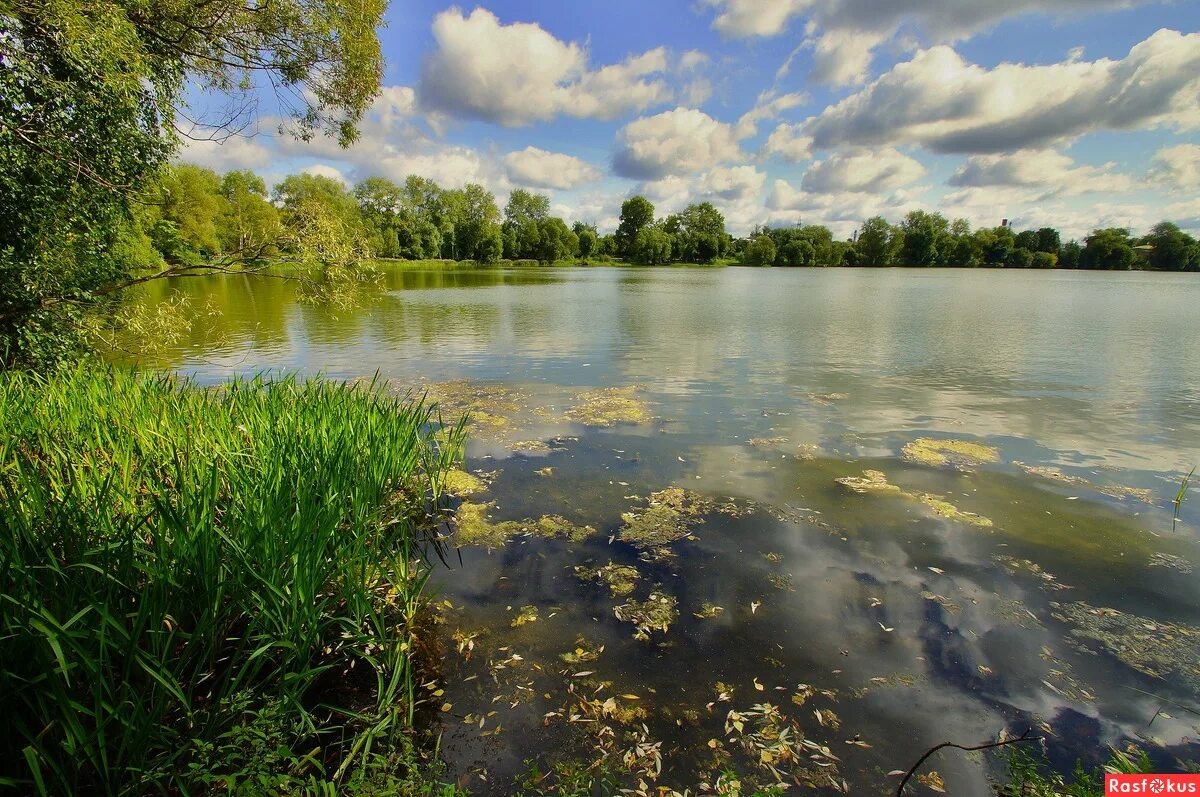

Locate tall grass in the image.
[0,367,464,794]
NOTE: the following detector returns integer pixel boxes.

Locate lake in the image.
[129,265,1200,794]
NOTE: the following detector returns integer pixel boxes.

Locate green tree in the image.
[1007,247,1035,269]
[1142,221,1200,272]
[899,211,949,266]
[503,189,551,260]
[855,217,898,266]
[1,0,386,367]
[573,222,598,260]
[535,218,579,262]
[1080,228,1135,270]
[1035,227,1061,255]
[744,235,777,267]
[1031,251,1058,269]
[616,196,655,257]
[220,170,281,256]
[1059,240,1083,269]
[678,202,726,263]
[448,184,502,262]
[632,227,672,265]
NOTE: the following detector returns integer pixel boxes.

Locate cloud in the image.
[1149,143,1200,192]
[702,0,1159,85]
[636,165,769,234]
[733,91,807,139]
[801,147,925,193]
[503,147,601,190]
[301,163,350,186]
[612,108,742,180]
[179,135,274,172]
[767,177,926,236]
[762,123,813,162]
[949,149,1135,197]
[805,30,1200,154]
[417,7,672,126]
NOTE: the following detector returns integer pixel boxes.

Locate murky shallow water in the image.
[128,265,1200,794]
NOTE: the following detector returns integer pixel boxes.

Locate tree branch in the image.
[895,729,1041,796]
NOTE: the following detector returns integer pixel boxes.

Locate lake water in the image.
[130,265,1200,794]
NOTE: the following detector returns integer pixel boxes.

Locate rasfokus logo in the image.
[1106,775,1200,794]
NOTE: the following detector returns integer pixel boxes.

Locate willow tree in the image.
[0,0,386,367]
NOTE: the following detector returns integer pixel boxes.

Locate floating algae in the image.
[422,379,525,433]
[441,468,487,496]
[566,386,652,427]
[916,493,994,527]
[618,487,713,554]
[836,470,993,527]
[1015,462,1155,503]
[510,605,539,627]
[902,437,1000,468]
[835,469,901,494]
[560,636,604,665]
[614,591,679,640]
[1052,601,1200,696]
[453,501,594,548]
[694,601,725,619]
[575,561,641,597]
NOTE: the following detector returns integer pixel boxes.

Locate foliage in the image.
[0,0,387,368]
[616,195,656,256]
[1080,228,1136,270]
[744,235,777,267]
[999,744,1155,796]
[0,367,464,794]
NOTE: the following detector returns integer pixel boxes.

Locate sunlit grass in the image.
[0,366,464,794]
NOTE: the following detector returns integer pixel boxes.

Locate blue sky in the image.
[183,0,1200,238]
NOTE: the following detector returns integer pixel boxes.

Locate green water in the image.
[128,265,1200,794]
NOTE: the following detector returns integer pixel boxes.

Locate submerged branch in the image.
[895,729,1041,796]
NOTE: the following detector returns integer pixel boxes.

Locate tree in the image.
[1059,240,1083,270]
[632,227,672,265]
[855,217,898,266]
[1080,228,1135,270]
[1014,230,1039,252]
[1142,222,1200,272]
[899,211,949,266]
[221,171,280,256]
[573,222,598,260]
[1035,227,1061,255]
[503,189,551,260]
[449,184,502,262]
[744,235,777,267]
[535,218,578,263]
[1,0,387,367]
[616,196,655,257]
[678,202,726,263]
[1031,251,1058,269]
[155,164,227,263]
[1006,248,1035,269]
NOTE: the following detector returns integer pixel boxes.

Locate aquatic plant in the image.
[1174,465,1195,532]
[836,470,993,526]
[619,487,713,555]
[613,591,679,640]
[902,438,1000,468]
[453,501,595,548]
[0,366,464,794]
[566,386,652,427]
[574,562,641,596]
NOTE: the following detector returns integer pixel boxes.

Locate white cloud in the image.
[805,30,1200,154]
[636,165,769,234]
[179,135,274,172]
[503,147,601,190]
[801,147,926,193]
[767,177,927,236]
[703,0,1159,86]
[762,123,813,162]
[949,149,1135,197]
[733,91,807,139]
[417,7,671,126]
[301,163,350,186]
[613,108,742,180]
[1149,143,1200,193]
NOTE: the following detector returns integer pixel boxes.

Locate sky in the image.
[181,0,1200,239]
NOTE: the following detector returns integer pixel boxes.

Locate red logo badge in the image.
[1106,775,1200,794]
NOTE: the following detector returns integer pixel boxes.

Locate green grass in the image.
[0,366,465,794]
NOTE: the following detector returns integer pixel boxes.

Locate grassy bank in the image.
[0,367,465,795]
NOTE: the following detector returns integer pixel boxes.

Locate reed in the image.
[0,366,464,794]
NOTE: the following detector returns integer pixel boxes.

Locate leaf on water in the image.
[928,566,945,574]
[571,671,594,677]
[751,601,762,614]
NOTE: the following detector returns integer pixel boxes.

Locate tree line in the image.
[740,212,1199,272]
[151,163,1200,274]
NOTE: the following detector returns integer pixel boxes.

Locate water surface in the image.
[130,266,1200,794]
